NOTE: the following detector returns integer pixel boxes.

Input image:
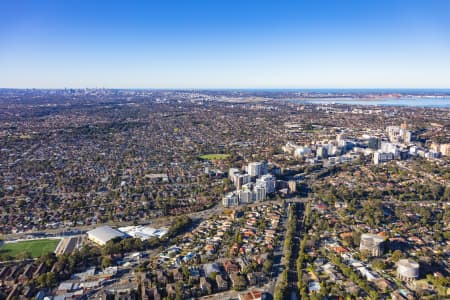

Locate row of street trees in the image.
[274,204,297,300]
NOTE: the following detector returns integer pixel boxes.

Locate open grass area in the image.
[199,153,230,160]
[0,239,60,259]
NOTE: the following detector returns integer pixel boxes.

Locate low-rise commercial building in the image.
[86,226,126,246]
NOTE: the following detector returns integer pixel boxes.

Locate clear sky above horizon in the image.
[1,0,450,89]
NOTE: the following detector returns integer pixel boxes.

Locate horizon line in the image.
[2,87,450,91]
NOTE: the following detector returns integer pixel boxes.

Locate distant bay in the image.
[287,97,450,108]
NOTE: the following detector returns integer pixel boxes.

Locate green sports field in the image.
[200,153,230,160]
[0,239,60,259]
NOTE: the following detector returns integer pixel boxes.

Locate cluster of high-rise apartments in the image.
[223,161,276,207]
[282,132,364,166]
[283,123,450,166]
[373,124,450,164]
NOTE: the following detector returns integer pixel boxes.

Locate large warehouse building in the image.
[86,226,126,246]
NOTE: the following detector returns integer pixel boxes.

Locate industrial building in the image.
[86,226,126,246]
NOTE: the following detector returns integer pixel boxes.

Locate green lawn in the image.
[0,239,60,259]
[200,153,230,160]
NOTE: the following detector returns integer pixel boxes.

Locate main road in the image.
[2,197,311,241]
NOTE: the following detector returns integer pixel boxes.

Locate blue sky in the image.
[1,0,450,88]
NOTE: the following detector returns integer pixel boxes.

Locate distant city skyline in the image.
[1,0,450,88]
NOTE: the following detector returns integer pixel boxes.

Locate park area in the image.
[199,153,230,160]
[0,239,60,260]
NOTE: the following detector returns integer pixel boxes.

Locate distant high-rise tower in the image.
[234,174,250,190]
[288,181,297,193]
[336,132,346,142]
[368,137,381,150]
[256,174,276,194]
[248,162,261,177]
[316,146,328,158]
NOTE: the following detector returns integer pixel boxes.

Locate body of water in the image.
[289,97,450,108]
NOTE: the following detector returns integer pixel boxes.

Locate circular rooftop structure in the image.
[397,259,419,280]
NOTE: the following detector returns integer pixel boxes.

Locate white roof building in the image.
[86,226,126,245]
[118,226,168,241]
